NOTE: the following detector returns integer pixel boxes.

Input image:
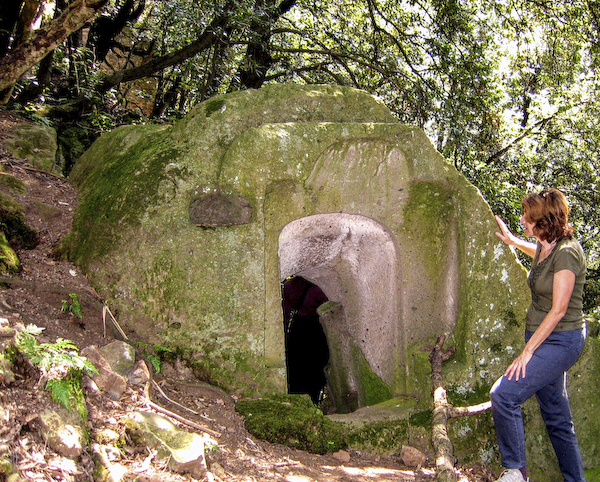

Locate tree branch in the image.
[485,113,555,165]
[97,3,235,93]
[429,334,492,482]
[0,0,110,95]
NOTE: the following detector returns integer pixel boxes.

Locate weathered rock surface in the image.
[65,83,600,476]
[2,124,58,173]
[100,340,136,376]
[38,408,85,458]
[81,345,128,401]
[131,411,210,479]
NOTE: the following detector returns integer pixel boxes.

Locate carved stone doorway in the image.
[278,213,400,413]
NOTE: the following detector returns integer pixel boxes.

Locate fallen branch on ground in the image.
[145,399,221,438]
[429,334,492,482]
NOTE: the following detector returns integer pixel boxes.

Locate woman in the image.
[491,188,587,482]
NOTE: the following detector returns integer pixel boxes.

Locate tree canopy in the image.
[2,0,599,318]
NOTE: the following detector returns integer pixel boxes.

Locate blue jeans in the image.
[490,328,586,482]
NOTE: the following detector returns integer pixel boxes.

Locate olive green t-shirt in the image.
[526,237,586,332]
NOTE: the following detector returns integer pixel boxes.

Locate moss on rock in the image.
[0,185,38,254]
[235,394,345,454]
[3,124,59,173]
[0,232,20,274]
[63,84,600,472]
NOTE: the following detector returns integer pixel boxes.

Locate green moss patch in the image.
[401,181,457,281]
[0,232,20,274]
[0,191,38,250]
[67,126,186,266]
[235,394,345,454]
[584,465,600,482]
[345,419,408,454]
[352,345,393,406]
[0,173,26,194]
[448,409,498,467]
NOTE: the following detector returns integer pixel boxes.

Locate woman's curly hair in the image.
[521,188,574,243]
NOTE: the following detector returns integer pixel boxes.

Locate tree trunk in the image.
[0,0,110,98]
[16,1,68,103]
[237,0,297,90]
[87,0,145,62]
[13,0,43,48]
[0,0,26,57]
[15,51,54,103]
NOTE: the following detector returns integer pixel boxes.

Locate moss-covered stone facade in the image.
[66,84,600,475]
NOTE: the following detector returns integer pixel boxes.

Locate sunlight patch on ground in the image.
[312,464,437,481]
[331,466,413,477]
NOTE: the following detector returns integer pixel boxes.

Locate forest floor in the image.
[0,109,497,482]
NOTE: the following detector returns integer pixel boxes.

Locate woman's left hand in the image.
[504,350,533,381]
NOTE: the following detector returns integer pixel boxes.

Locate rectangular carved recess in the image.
[189,192,253,227]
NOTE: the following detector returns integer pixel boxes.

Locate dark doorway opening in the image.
[282,276,329,405]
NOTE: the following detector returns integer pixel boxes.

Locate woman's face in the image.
[520,213,536,238]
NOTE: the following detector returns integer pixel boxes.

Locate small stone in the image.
[81,345,127,400]
[332,449,351,463]
[94,429,121,445]
[401,445,427,467]
[100,340,136,376]
[128,359,151,386]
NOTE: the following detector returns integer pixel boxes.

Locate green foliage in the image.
[61,293,82,319]
[235,394,345,454]
[5,0,600,315]
[134,342,177,374]
[15,325,97,417]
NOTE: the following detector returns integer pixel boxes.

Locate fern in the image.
[15,325,97,416]
[61,293,82,319]
[146,354,162,374]
[134,343,177,374]
[46,379,72,410]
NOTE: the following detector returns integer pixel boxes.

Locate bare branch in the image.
[485,114,555,165]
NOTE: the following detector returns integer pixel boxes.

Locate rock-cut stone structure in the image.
[67,84,600,476]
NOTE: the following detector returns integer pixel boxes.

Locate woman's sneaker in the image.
[495,469,529,482]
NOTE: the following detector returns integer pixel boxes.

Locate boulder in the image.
[66,84,600,475]
[2,124,59,173]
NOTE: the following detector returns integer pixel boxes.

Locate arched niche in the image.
[278,213,401,411]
